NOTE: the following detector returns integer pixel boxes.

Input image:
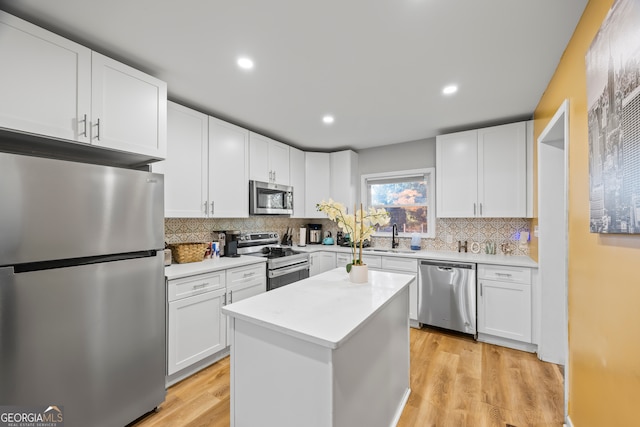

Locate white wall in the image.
[357,137,435,176]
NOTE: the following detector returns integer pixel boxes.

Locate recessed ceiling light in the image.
[442,85,458,95]
[322,115,335,124]
[237,57,254,70]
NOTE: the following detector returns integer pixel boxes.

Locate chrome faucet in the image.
[392,223,399,248]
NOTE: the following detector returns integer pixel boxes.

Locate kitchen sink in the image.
[363,248,416,254]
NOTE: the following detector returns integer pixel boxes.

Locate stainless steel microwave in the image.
[249,180,293,215]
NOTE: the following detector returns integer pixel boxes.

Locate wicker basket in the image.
[167,243,208,264]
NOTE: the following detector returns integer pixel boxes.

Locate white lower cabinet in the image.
[166,263,267,382]
[477,264,533,348]
[336,253,419,326]
[309,252,337,276]
[167,271,227,376]
[225,264,267,340]
[381,257,419,325]
[227,263,266,303]
[335,252,381,270]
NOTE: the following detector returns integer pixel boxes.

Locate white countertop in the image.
[222,268,414,349]
[294,244,538,268]
[164,256,266,280]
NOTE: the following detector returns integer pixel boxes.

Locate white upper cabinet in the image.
[0,12,167,160]
[249,132,290,185]
[153,102,208,217]
[0,11,91,142]
[305,152,331,218]
[209,117,249,218]
[330,150,359,213]
[156,103,251,218]
[436,121,527,218]
[91,52,167,159]
[289,147,306,218]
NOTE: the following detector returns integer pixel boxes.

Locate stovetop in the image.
[251,245,302,259]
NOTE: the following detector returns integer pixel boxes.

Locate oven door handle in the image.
[269,262,310,278]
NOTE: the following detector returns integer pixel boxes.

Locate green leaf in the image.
[346,263,352,273]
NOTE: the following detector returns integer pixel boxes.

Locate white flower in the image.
[317,199,390,267]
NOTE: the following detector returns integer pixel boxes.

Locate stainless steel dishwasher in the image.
[418,260,477,335]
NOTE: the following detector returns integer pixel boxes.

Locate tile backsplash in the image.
[165,216,531,256]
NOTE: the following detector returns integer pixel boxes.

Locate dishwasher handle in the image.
[420,259,476,270]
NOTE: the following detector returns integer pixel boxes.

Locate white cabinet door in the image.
[330,150,358,213]
[305,152,331,218]
[208,117,249,218]
[227,263,266,299]
[477,279,532,343]
[289,147,306,218]
[436,122,527,218]
[309,252,336,276]
[167,288,227,375]
[381,256,418,322]
[249,133,270,183]
[153,102,208,217]
[269,139,290,185]
[436,130,478,217]
[226,263,266,342]
[90,52,167,159]
[0,11,91,143]
[249,132,290,185]
[335,253,352,268]
[478,122,527,217]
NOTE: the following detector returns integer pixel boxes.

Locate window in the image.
[361,168,435,238]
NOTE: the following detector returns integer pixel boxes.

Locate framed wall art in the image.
[586,0,640,233]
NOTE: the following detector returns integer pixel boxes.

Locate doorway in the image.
[537,99,569,420]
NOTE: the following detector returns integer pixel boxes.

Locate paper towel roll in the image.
[299,228,306,246]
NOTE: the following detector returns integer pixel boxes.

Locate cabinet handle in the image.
[95,118,101,141]
[210,201,214,215]
[496,273,512,277]
[480,282,483,296]
[473,203,476,216]
[204,202,208,215]
[81,114,87,137]
[243,272,255,277]
[480,203,483,216]
[223,293,227,306]
[273,171,276,182]
[193,283,206,290]
[229,290,233,304]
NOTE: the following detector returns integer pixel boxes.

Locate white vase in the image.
[349,264,368,283]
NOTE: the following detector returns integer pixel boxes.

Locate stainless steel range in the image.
[238,232,310,291]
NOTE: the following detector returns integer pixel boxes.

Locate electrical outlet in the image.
[446,234,453,244]
[533,225,539,237]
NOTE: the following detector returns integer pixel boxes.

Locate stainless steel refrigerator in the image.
[0,152,166,427]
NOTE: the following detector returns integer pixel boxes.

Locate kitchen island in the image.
[222,268,414,427]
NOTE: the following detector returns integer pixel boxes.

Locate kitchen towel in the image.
[299,228,306,246]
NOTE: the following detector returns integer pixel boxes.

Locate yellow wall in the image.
[533,0,640,425]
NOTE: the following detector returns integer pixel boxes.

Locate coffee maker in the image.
[308,224,323,244]
[221,230,241,257]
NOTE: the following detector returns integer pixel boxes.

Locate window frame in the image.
[361,168,436,238]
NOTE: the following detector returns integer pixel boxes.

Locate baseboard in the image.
[165,347,230,387]
[390,388,411,427]
[477,333,537,353]
[565,415,574,427]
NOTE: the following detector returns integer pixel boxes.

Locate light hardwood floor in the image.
[130,328,563,427]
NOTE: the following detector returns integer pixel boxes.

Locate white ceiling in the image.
[0,0,587,151]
